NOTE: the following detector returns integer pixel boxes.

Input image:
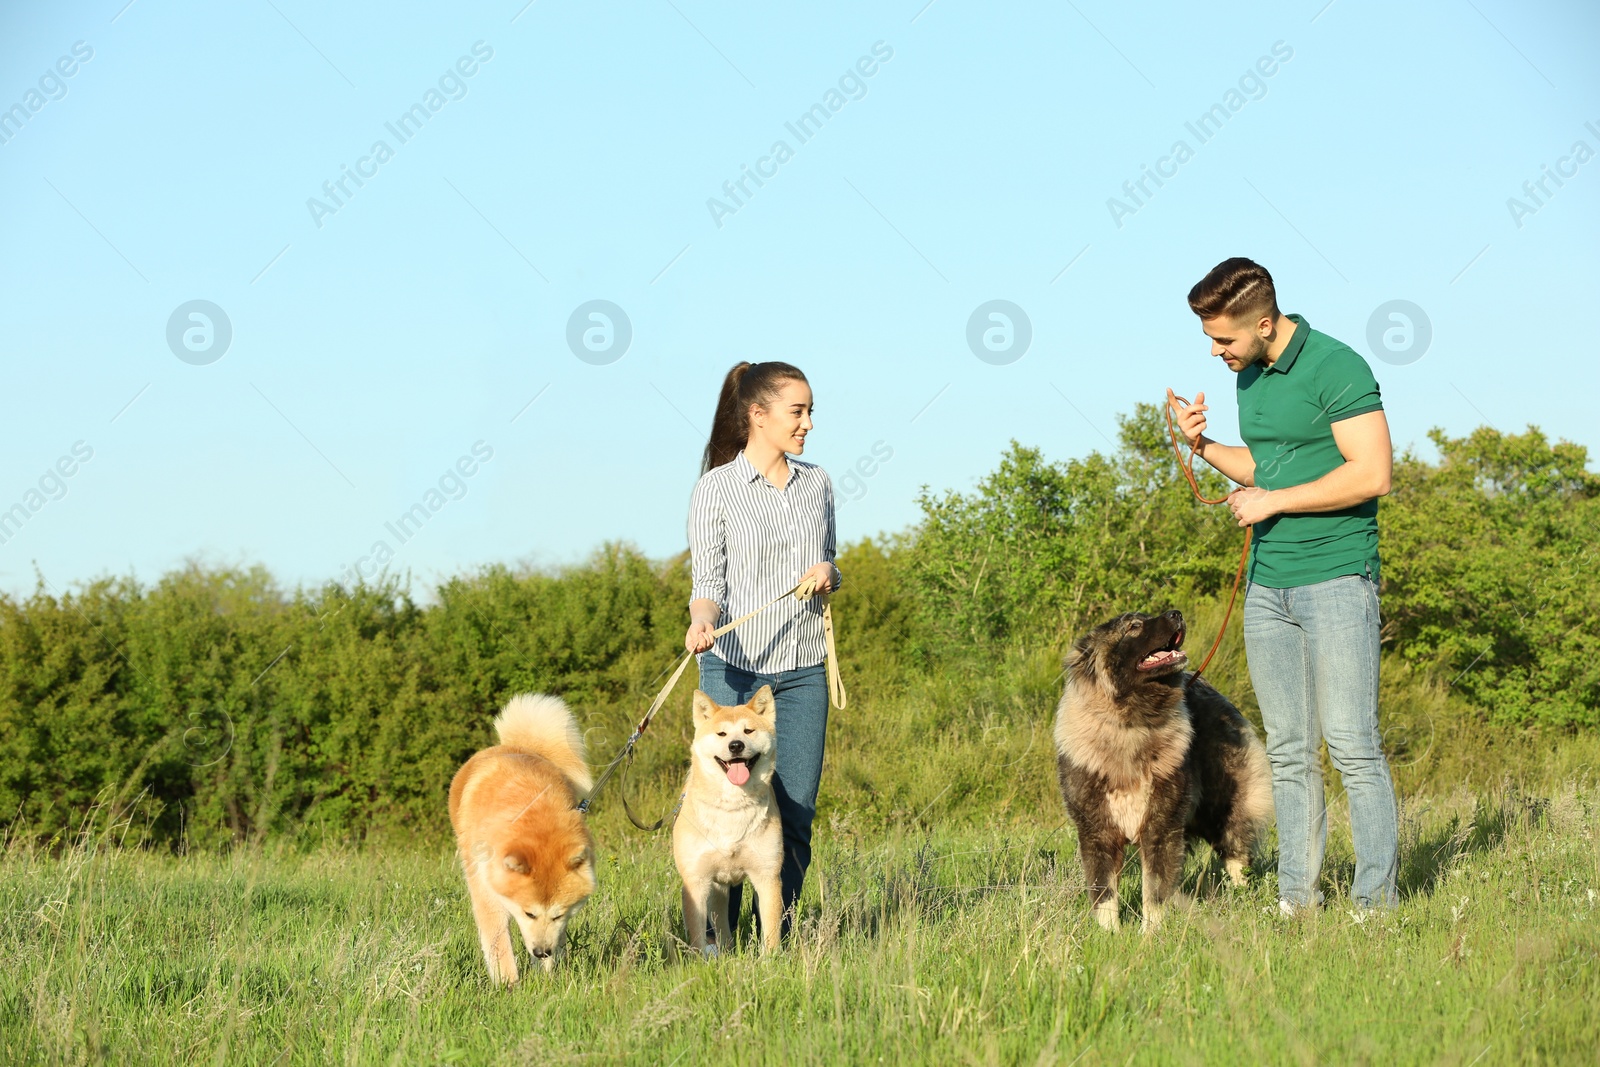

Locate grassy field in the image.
[5,422,1598,1063]
[3,775,1597,1066]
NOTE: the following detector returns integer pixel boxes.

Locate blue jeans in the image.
[1243,570,1399,908]
[694,652,830,938]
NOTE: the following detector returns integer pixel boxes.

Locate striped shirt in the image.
[687,451,843,674]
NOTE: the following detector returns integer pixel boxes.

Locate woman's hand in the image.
[685,620,716,654]
[686,598,721,654]
[799,562,835,595]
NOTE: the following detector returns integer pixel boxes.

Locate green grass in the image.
[4,777,1597,1065]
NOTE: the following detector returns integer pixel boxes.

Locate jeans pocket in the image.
[1360,562,1380,623]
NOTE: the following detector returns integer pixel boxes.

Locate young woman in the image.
[684,360,842,942]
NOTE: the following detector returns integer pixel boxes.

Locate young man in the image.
[1168,257,1400,912]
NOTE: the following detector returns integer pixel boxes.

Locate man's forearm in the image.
[1196,436,1256,487]
[1269,461,1389,515]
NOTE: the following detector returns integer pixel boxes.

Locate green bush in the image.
[901,404,1242,662]
[0,409,1593,850]
[1381,426,1600,727]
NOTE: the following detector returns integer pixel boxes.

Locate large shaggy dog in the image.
[449,694,596,983]
[1054,610,1272,931]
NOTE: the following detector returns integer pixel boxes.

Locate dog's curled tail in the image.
[1237,728,1276,838]
[493,693,593,799]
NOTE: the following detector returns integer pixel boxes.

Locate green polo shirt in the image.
[1236,314,1385,589]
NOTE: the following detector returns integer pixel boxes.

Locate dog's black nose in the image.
[727,739,744,755]
[1163,609,1183,625]
[530,948,552,959]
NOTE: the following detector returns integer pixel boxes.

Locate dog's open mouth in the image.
[1137,628,1187,671]
[714,754,757,785]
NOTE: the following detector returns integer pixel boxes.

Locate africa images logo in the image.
[1106,41,1294,229]
[705,41,894,229]
[1505,119,1599,230]
[1366,300,1432,366]
[966,301,1032,365]
[0,40,94,147]
[305,41,495,229]
[566,301,633,365]
[338,441,495,585]
[166,300,233,365]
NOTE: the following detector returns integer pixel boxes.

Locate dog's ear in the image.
[502,850,531,875]
[1066,633,1111,691]
[1065,633,1093,672]
[692,689,716,722]
[749,685,776,720]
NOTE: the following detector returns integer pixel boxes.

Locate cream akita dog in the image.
[672,685,784,956]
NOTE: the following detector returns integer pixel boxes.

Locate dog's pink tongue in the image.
[725,761,750,786]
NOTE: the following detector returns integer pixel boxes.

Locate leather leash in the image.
[1165,393,1253,690]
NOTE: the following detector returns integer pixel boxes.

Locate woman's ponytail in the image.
[701,361,809,474]
[702,362,753,473]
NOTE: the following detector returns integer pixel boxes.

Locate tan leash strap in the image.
[582,576,837,815]
[794,576,847,710]
[632,578,808,735]
[824,600,847,709]
[616,581,845,828]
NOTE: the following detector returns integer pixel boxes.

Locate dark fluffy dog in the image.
[1053,610,1271,931]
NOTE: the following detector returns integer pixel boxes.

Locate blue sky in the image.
[2,0,1596,601]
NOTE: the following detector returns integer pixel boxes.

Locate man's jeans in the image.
[694,652,830,938]
[1243,570,1400,908]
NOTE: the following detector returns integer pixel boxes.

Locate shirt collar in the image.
[1265,314,1309,374]
[732,449,803,488]
[732,450,763,482]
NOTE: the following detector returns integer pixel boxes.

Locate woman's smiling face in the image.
[749,378,814,455]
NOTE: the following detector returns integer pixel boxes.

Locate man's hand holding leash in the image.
[1165,386,1391,529]
[1166,388,1259,493]
[1168,387,1271,525]
[1226,487,1278,527]
[1167,387,1210,450]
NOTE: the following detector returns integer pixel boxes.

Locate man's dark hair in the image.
[1187,257,1280,322]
